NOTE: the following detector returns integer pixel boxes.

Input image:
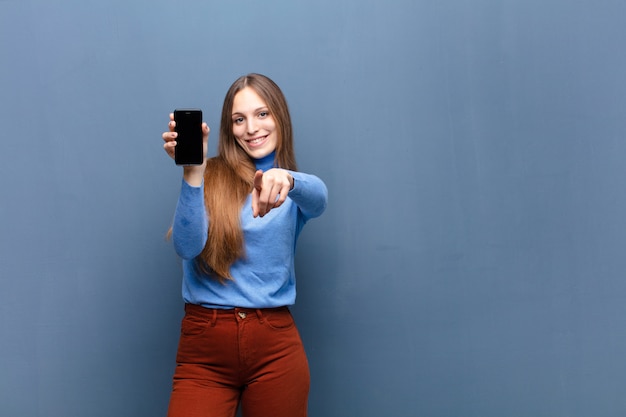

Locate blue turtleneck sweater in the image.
[171,152,328,309]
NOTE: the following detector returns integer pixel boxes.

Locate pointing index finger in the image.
[254,170,264,191]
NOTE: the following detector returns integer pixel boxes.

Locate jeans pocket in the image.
[181,314,209,336]
[263,309,296,331]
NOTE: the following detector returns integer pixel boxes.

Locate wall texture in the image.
[1,1,626,416]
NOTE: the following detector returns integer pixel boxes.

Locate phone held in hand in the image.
[174,109,203,166]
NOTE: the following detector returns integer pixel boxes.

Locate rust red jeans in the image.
[167,303,310,417]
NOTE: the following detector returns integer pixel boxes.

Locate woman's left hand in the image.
[252,168,294,217]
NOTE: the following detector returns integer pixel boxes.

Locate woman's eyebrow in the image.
[232,107,268,116]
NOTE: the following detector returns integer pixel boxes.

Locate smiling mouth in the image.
[246,135,267,146]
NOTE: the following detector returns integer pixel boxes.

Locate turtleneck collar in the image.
[254,151,276,171]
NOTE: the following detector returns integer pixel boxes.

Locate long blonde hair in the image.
[197,74,298,281]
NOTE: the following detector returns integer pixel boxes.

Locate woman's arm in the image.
[251,168,328,219]
[287,171,328,220]
[172,180,208,259]
[162,113,211,258]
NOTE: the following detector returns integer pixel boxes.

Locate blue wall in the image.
[2,1,626,416]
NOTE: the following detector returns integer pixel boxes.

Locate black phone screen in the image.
[174,109,203,165]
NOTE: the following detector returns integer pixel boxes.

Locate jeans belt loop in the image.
[255,309,264,324]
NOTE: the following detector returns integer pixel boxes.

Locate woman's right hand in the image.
[162,113,210,186]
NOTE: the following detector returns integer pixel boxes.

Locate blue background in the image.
[2,1,626,416]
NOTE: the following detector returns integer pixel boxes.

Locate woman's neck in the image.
[254,151,276,171]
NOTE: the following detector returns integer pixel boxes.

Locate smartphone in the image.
[174,109,203,165]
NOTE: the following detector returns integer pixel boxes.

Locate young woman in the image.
[161,73,327,417]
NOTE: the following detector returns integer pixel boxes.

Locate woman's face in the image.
[231,87,278,160]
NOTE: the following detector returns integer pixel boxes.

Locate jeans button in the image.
[238,311,247,319]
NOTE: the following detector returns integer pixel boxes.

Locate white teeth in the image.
[248,136,265,144]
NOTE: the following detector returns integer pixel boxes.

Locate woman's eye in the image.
[234,117,244,124]
[259,111,268,118]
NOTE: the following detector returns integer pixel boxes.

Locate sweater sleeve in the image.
[287,171,328,221]
[172,179,208,260]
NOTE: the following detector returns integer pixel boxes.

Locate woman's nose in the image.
[246,119,258,134]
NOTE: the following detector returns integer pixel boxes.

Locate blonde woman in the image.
[162,74,327,417]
